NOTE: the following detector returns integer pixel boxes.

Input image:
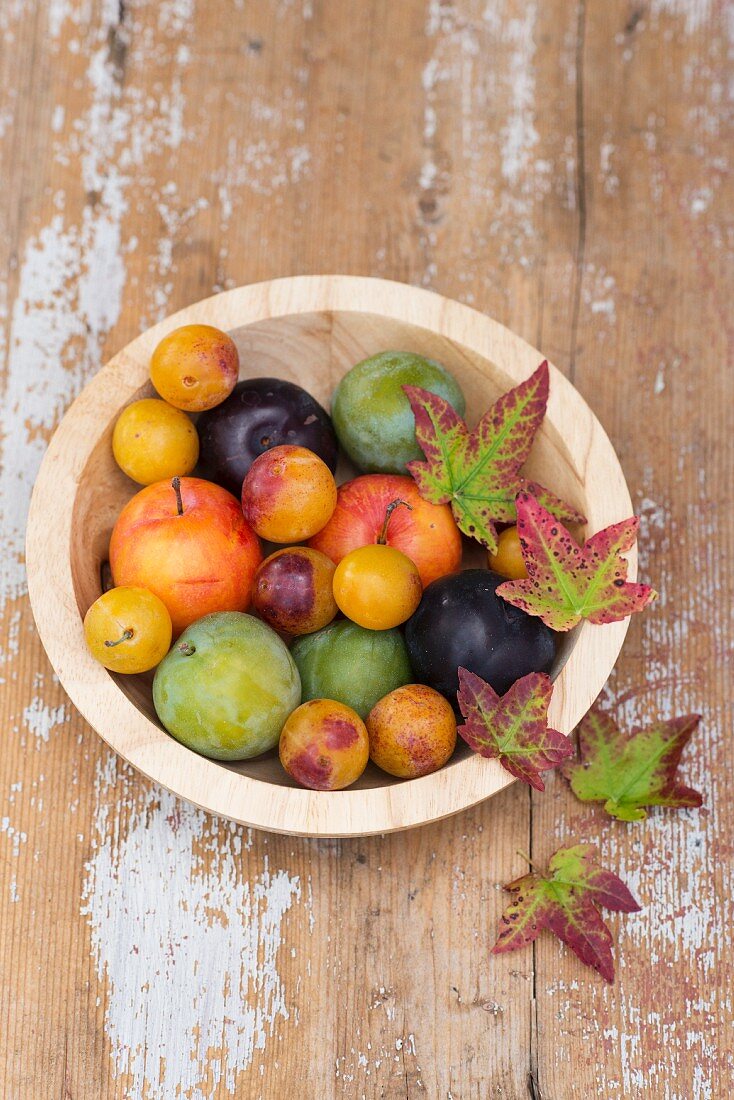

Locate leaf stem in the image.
[516,850,541,871]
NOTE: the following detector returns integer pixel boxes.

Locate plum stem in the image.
[178,641,196,656]
[104,629,133,648]
[377,498,412,544]
[172,476,184,516]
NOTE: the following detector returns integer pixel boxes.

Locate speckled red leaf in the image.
[497,492,658,631]
[403,362,585,553]
[564,707,703,821]
[492,844,641,983]
[456,668,573,791]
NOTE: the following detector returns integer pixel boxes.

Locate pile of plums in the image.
[83,325,554,790]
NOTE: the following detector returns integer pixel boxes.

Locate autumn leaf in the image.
[403,362,585,553]
[456,668,573,791]
[497,491,657,631]
[492,844,641,982]
[563,707,703,821]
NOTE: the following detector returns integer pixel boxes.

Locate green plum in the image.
[153,612,301,761]
[331,350,465,474]
[290,620,412,719]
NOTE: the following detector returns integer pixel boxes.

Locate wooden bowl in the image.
[26,276,634,837]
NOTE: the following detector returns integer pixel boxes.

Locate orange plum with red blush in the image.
[110,477,262,636]
[308,474,461,587]
[242,444,337,543]
[367,684,457,778]
[279,699,369,790]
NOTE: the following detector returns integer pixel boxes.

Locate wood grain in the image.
[0,0,730,1097]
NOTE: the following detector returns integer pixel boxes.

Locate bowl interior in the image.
[70,309,586,791]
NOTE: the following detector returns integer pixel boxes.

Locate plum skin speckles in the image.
[150,324,239,412]
[366,683,457,778]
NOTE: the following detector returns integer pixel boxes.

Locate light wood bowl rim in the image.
[26,275,634,837]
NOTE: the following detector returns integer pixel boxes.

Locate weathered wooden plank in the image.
[530,3,731,1098]
[0,0,729,1097]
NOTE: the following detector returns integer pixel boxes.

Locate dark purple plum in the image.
[196,377,338,495]
[404,568,555,702]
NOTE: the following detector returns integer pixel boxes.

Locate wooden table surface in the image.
[1,2,730,1097]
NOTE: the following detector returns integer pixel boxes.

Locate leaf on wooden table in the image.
[492,844,641,983]
[403,362,585,553]
[456,668,573,792]
[564,707,703,821]
[497,491,657,630]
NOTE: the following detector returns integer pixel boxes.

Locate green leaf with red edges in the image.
[497,491,658,631]
[456,668,573,791]
[403,362,585,553]
[563,707,703,821]
[492,844,641,983]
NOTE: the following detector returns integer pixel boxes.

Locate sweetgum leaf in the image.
[564,708,703,821]
[456,668,573,791]
[492,844,641,983]
[497,492,658,631]
[403,362,585,553]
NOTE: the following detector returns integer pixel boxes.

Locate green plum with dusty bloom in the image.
[291,619,412,719]
[331,350,465,474]
[153,611,300,760]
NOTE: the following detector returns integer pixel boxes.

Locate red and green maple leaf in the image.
[497,491,658,631]
[492,844,641,982]
[456,668,573,792]
[564,707,703,821]
[403,362,585,553]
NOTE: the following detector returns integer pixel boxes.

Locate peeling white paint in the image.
[419,56,442,203]
[1,813,27,904]
[222,138,311,198]
[0,33,127,608]
[22,696,68,745]
[0,3,195,609]
[0,815,28,857]
[335,1030,423,1088]
[0,215,88,606]
[158,0,196,36]
[500,5,539,187]
[426,0,452,37]
[651,0,714,35]
[584,266,618,326]
[212,67,311,275]
[421,0,555,278]
[600,139,620,196]
[48,0,73,39]
[149,189,209,321]
[50,103,65,132]
[83,755,306,1099]
[689,186,713,216]
[0,1,31,37]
